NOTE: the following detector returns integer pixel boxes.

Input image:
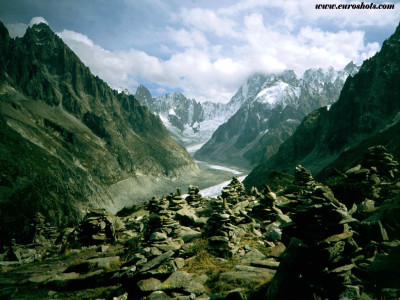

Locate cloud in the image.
[6,17,49,38]
[173,7,239,38]
[29,16,48,26]
[4,7,395,104]
[6,23,28,38]
[166,27,208,49]
[219,0,400,28]
[57,15,378,104]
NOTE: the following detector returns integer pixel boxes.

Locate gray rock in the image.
[162,271,193,289]
[184,281,206,295]
[147,291,173,300]
[339,285,361,299]
[137,278,162,292]
[140,250,175,273]
[175,227,202,243]
[250,259,280,270]
[150,232,169,242]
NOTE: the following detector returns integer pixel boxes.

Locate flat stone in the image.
[220,269,275,285]
[324,231,353,244]
[44,272,80,288]
[174,257,185,269]
[137,277,162,292]
[147,291,173,300]
[150,232,168,242]
[140,250,175,273]
[192,274,209,285]
[86,256,120,270]
[176,208,198,225]
[209,236,229,243]
[184,281,206,295]
[162,271,193,290]
[29,274,53,284]
[250,259,280,270]
[175,227,201,243]
[237,249,266,264]
[156,241,182,252]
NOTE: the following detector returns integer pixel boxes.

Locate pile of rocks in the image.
[294,165,315,187]
[143,197,183,253]
[31,212,59,246]
[362,145,399,180]
[204,197,240,257]
[185,185,203,208]
[268,166,362,299]
[71,209,116,246]
[250,185,277,221]
[168,190,187,211]
[221,176,246,205]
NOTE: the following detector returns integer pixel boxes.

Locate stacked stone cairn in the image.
[141,192,184,259]
[251,185,277,222]
[185,185,203,208]
[168,189,187,212]
[268,165,362,299]
[250,185,289,242]
[204,180,242,257]
[31,212,58,246]
[221,176,246,205]
[361,145,399,180]
[73,209,116,246]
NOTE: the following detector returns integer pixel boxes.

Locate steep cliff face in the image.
[0,21,196,245]
[244,23,400,189]
[195,64,359,169]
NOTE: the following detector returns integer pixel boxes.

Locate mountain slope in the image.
[135,86,245,148]
[244,23,400,189]
[195,64,359,169]
[0,21,196,245]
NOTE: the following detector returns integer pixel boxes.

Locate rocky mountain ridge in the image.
[194,63,359,169]
[0,21,196,246]
[244,22,400,189]
[134,86,243,148]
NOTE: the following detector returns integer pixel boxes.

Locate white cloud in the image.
[29,16,48,26]
[219,0,400,28]
[6,23,28,38]
[6,16,49,38]
[166,28,208,49]
[173,7,239,38]
[5,8,395,104]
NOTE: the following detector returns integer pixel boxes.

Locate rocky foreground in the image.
[1,145,400,299]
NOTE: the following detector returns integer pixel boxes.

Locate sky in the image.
[0,0,399,103]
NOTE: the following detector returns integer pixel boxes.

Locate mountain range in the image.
[134,85,245,150]
[0,21,196,244]
[244,23,400,189]
[194,63,359,169]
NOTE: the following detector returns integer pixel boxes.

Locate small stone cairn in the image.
[185,185,203,208]
[74,209,116,246]
[221,176,246,205]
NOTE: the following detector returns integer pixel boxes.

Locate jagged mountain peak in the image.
[244,22,400,189]
[195,64,358,168]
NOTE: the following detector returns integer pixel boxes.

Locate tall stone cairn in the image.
[268,166,361,299]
